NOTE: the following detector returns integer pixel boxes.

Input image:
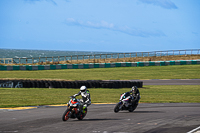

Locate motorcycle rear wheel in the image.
[77,108,87,120]
[114,103,121,113]
[128,106,134,112]
[132,103,138,111]
[62,109,71,121]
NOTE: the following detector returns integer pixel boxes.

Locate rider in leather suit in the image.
[129,86,140,105]
[73,86,91,112]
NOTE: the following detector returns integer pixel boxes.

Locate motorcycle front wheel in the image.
[62,109,71,121]
[114,103,121,113]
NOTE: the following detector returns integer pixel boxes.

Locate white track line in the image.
[187,126,200,133]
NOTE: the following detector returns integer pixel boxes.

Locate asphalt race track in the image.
[0,103,200,133]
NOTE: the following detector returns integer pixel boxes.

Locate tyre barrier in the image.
[0,79,143,88]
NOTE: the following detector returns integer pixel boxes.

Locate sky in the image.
[0,0,200,52]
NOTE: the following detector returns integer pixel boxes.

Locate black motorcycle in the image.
[114,92,138,113]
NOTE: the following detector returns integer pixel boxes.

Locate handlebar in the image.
[69,96,75,99]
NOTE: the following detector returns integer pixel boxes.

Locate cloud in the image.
[192,32,198,36]
[139,0,178,9]
[65,18,165,37]
[25,0,57,5]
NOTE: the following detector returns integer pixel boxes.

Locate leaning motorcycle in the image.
[62,96,87,121]
[114,92,138,113]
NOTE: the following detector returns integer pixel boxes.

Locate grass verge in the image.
[0,85,200,108]
[0,65,200,80]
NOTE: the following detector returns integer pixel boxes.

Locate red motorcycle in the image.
[62,96,87,121]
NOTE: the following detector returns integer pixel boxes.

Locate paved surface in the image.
[0,103,200,133]
[137,79,200,85]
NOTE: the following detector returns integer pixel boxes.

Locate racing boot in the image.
[83,106,86,114]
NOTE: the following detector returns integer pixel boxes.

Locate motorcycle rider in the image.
[73,86,91,113]
[129,86,140,106]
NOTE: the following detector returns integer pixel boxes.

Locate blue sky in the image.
[0,0,199,52]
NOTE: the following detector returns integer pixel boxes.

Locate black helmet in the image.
[131,86,137,93]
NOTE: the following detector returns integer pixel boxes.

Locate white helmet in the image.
[80,86,87,93]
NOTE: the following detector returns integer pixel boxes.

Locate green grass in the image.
[0,65,200,80]
[141,85,200,103]
[0,65,200,108]
[0,85,200,108]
